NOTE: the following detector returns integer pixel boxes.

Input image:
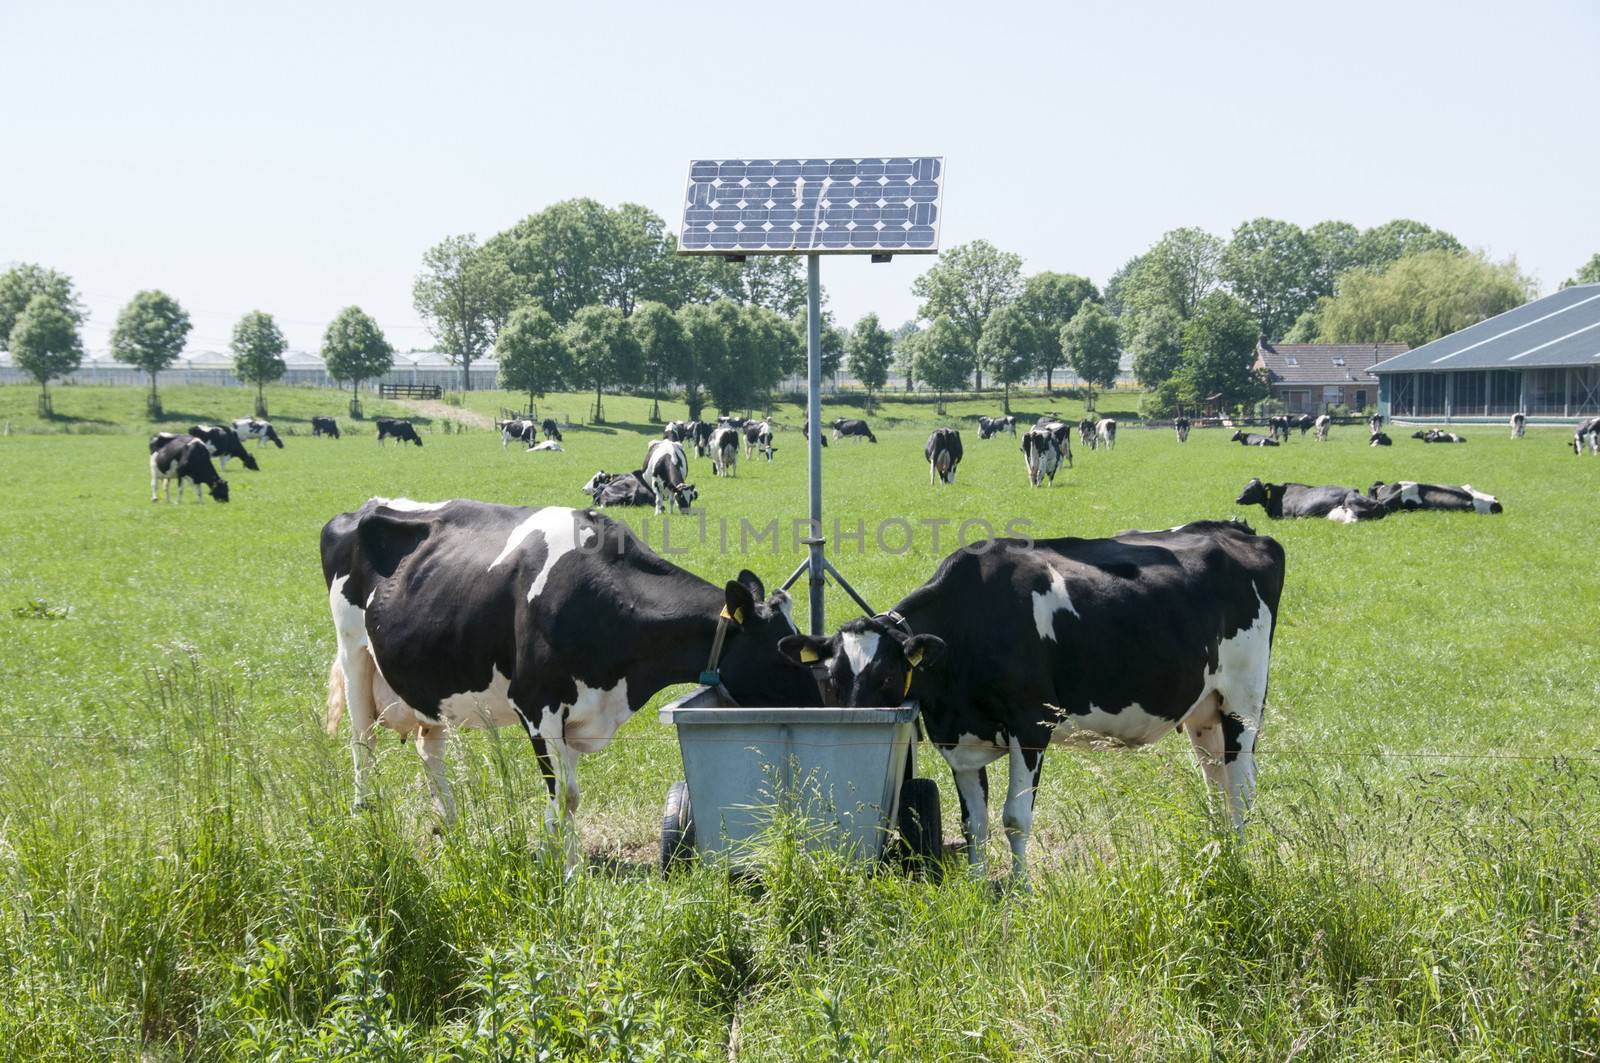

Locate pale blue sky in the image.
[4,0,1597,354]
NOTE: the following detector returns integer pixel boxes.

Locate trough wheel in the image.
[896,777,942,879]
[660,780,695,877]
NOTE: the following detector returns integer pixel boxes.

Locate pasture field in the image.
[0,383,1596,1061]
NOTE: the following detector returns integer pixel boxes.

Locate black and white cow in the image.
[1369,431,1393,446]
[1509,412,1526,439]
[1097,417,1117,450]
[663,420,690,443]
[1572,416,1600,455]
[801,419,829,448]
[541,418,563,443]
[832,418,877,443]
[376,418,424,446]
[321,499,818,857]
[1313,414,1331,442]
[778,520,1285,884]
[501,419,537,448]
[312,416,341,439]
[1231,430,1279,447]
[1267,416,1291,442]
[688,420,714,457]
[1411,429,1466,444]
[925,427,963,485]
[744,420,775,461]
[717,415,748,430]
[187,424,260,471]
[643,438,697,513]
[709,426,739,477]
[579,470,615,499]
[149,435,230,503]
[1368,481,1502,514]
[1296,413,1316,437]
[1077,417,1097,450]
[1174,417,1192,443]
[233,417,284,449]
[1368,413,1384,435]
[593,471,656,508]
[1235,478,1386,523]
[1021,420,1072,486]
[977,415,1016,440]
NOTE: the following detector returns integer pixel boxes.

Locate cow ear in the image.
[723,578,756,626]
[902,634,946,670]
[778,634,833,665]
[734,568,765,601]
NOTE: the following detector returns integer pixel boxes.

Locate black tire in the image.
[896,777,942,878]
[660,780,695,877]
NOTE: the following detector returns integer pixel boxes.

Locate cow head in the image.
[580,471,613,497]
[778,617,947,707]
[716,571,821,707]
[1235,478,1268,506]
[670,482,698,511]
[210,479,231,503]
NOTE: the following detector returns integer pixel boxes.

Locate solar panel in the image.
[677,157,943,256]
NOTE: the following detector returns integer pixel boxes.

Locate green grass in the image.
[1,383,1596,1060]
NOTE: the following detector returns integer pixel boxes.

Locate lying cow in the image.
[1369,431,1393,446]
[527,440,563,453]
[594,471,655,508]
[925,427,962,485]
[1231,430,1279,447]
[1174,417,1191,443]
[644,439,697,513]
[1368,481,1502,514]
[1412,429,1466,444]
[832,418,877,443]
[1097,417,1117,450]
[312,416,341,440]
[233,417,284,449]
[709,426,739,477]
[1235,478,1386,523]
[580,471,614,498]
[376,417,423,446]
[1022,420,1072,486]
[779,520,1285,884]
[187,424,259,471]
[1510,412,1526,439]
[977,415,1016,439]
[1573,416,1600,456]
[1313,414,1331,442]
[321,499,817,857]
[149,435,230,503]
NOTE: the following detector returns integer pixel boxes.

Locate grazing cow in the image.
[1097,418,1117,450]
[688,420,714,457]
[149,435,230,503]
[832,418,877,443]
[778,520,1286,884]
[321,499,818,855]
[1313,414,1331,442]
[1266,416,1291,442]
[501,419,537,448]
[541,419,563,443]
[1369,432,1393,447]
[801,419,829,447]
[376,418,424,447]
[1572,416,1600,455]
[1411,429,1466,444]
[1078,417,1097,450]
[233,417,284,449]
[1296,414,1316,437]
[1368,481,1502,515]
[1021,420,1072,486]
[1231,430,1279,447]
[709,426,739,477]
[742,419,775,460]
[643,439,697,513]
[1235,478,1386,523]
[594,471,655,508]
[1508,412,1526,438]
[663,420,690,443]
[718,415,748,430]
[977,415,1017,440]
[527,440,563,453]
[1368,413,1384,434]
[925,428,963,485]
[312,416,341,440]
[1174,417,1192,443]
[186,424,260,471]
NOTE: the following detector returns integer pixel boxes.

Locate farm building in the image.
[1253,341,1404,414]
[1372,283,1600,422]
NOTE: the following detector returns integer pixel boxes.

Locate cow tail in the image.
[325,657,346,734]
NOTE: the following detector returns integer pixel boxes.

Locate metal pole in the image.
[806,254,825,636]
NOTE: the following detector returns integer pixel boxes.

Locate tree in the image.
[230,310,287,417]
[892,320,921,391]
[1118,228,1224,327]
[1017,272,1099,390]
[845,313,895,412]
[321,306,393,417]
[1562,253,1600,289]
[1060,302,1121,410]
[110,290,191,418]
[706,300,757,414]
[1306,220,1361,298]
[413,233,510,392]
[564,305,639,424]
[1179,291,1263,412]
[791,306,845,381]
[632,300,691,421]
[745,305,798,413]
[9,294,82,416]
[492,199,681,322]
[1350,220,1462,273]
[1222,218,1318,341]
[702,256,810,317]
[911,239,1023,389]
[1315,250,1531,347]
[1102,256,1141,318]
[676,302,726,419]
[909,315,971,415]
[0,264,84,352]
[495,304,572,414]
[1128,304,1185,387]
[976,304,1036,413]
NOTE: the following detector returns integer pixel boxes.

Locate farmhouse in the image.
[1372,283,1600,422]
[1254,341,1404,414]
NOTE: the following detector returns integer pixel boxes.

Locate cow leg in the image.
[940,738,1000,876]
[1219,712,1260,833]
[525,708,582,870]
[1184,695,1230,807]
[1002,735,1043,887]
[414,724,455,824]
[338,651,380,811]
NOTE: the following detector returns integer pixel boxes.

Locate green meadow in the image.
[0,382,1595,1060]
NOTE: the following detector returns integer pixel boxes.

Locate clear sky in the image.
[4,0,1597,354]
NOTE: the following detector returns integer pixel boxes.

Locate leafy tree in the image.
[1561,252,1600,288]
[413,233,510,392]
[563,305,639,424]
[1060,302,1121,410]
[1102,255,1141,318]
[791,306,845,381]
[1017,272,1099,390]
[745,305,798,413]
[492,199,680,322]
[976,304,1036,413]
[0,264,84,352]
[675,302,726,419]
[1222,218,1317,341]
[631,301,691,421]
[1315,250,1531,347]
[1128,304,1185,387]
[110,290,191,417]
[845,313,895,412]
[603,203,680,314]
[9,294,82,415]
[1118,228,1224,327]
[494,305,571,415]
[1179,291,1263,412]
[1350,220,1461,273]
[1282,308,1321,343]
[702,256,810,317]
[911,239,1023,389]
[891,320,921,391]
[230,310,287,417]
[321,306,393,417]
[1306,220,1360,298]
[909,315,971,415]
[706,300,758,414]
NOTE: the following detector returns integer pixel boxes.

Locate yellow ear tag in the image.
[719,605,731,620]
[906,648,924,668]
[902,670,914,698]
[799,646,820,663]
[734,607,746,625]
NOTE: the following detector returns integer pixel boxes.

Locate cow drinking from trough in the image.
[149,435,230,503]
[321,499,819,861]
[925,427,963,485]
[778,521,1286,885]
